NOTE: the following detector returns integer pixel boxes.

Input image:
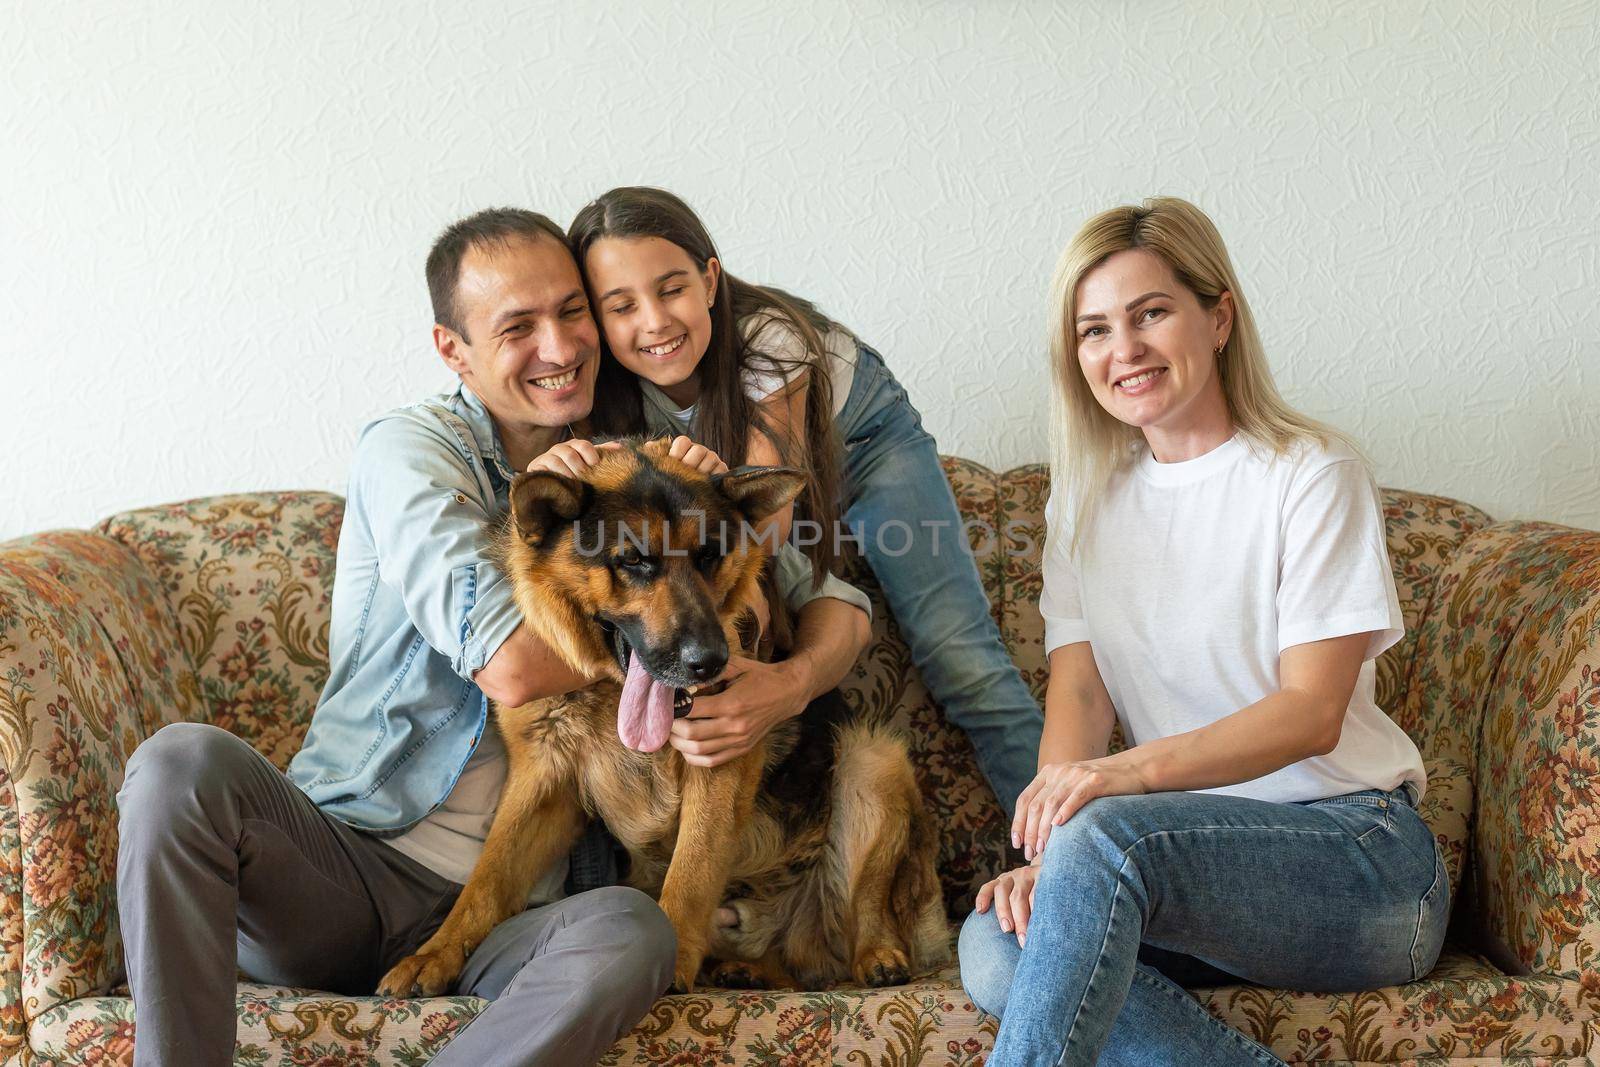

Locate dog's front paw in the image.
[377,943,466,998]
[852,944,910,987]
[670,941,707,994]
[705,958,771,989]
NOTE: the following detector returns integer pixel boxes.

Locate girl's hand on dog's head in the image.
[666,435,729,475]
[525,439,623,479]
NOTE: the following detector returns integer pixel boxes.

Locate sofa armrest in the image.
[1407,520,1600,978]
[0,531,201,1043]
[0,768,28,1065]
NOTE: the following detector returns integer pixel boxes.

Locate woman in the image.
[957,197,1447,1067]
[558,186,1042,809]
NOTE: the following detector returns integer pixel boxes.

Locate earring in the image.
[1215,341,1225,356]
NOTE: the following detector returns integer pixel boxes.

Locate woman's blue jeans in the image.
[834,346,1044,815]
[958,784,1450,1066]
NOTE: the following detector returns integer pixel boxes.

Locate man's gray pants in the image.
[114,722,676,1067]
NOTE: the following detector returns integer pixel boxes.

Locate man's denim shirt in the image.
[287,383,870,834]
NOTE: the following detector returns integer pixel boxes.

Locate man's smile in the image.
[530,369,578,391]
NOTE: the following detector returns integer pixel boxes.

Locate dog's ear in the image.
[714,467,806,524]
[509,472,589,546]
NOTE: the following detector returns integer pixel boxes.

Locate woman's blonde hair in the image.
[1047,196,1359,553]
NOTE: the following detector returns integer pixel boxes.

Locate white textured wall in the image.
[4,0,1597,540]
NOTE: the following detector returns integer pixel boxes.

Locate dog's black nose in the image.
[681,639,727,682]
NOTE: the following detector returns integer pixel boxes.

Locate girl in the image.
[957,198,1446,1066]
[564,186,1043,810]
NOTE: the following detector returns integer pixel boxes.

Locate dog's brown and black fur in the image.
[376,438,947,996]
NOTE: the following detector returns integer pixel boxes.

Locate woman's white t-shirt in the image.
[1040,433,1426,805]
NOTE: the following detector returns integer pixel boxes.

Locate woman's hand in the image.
[665,435,728,475]
[975,864,1040,945]
[1013,758,1149,861]
[524,439,622,478]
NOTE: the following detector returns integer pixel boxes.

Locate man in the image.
[115,208,873,1066]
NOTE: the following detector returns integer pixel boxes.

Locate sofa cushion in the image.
[598,956,998,1066]
[1197,947,1594,1064]
[993,463,1050,703]
[605,944,1595,1066]
[1422,757,1474,900]
[1377,490,1493,764]
[97,492,345,769]
[27,946,1595,1067]
[28,983,480,1067]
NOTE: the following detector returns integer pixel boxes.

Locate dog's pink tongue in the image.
[617,651,674,753]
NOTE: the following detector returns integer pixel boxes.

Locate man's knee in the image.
[569,886,676,994]
[118,722,257,824]
[602,887,676,981]
[957,908,1015,1018]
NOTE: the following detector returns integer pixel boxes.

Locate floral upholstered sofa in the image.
[2,459,1597,1066]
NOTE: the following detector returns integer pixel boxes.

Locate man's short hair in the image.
[426,208,570,339]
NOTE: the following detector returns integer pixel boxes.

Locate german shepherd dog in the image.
[376,438,947,996]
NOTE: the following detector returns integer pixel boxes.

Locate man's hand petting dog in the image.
[669,655,808,767]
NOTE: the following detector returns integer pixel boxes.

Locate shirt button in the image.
[454,493,468,504]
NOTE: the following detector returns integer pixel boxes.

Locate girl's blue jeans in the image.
[958,783,1450,1066]
[834,345,1044,815]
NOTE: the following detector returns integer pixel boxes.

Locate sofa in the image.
[1,458,1596,1066]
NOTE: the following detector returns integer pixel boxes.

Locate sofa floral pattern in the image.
[0,466,1596,1066]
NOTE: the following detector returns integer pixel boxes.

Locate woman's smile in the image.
[1113,367,1167,395]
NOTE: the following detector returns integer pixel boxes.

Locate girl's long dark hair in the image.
[571,187,846,585]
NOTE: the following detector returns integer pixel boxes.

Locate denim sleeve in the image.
[349,416,524,681]
[771,543,872,619]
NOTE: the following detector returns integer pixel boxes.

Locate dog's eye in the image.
[694,546,722,571]
[614,549,653,574]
